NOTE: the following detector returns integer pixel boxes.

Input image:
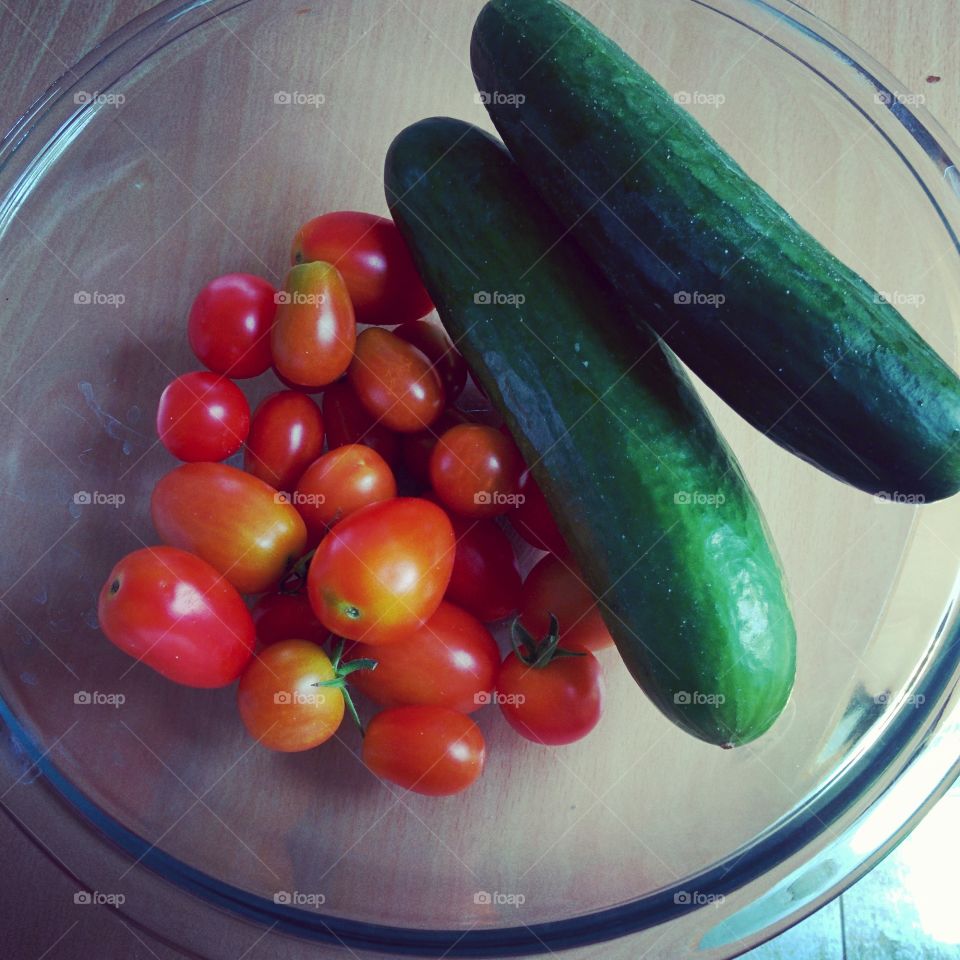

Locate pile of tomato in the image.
[97,210,613,797]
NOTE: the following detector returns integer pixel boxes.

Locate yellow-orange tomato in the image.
[271,262,356,389]
[237,640,344,752]
[151,462,307,594]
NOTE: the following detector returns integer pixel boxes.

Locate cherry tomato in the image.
[98,547,254,687]
[349,328,445,433]
[307,498,455,646]
[291,211,433,326]
[237,640,344,751]
[251,592,329,647]
[243,391,325,492]
[294,444,397,545]
[496,634,604,746]
[510,468,569,556]
[272,367,325,394]
[346,601,499,713]
[520,554,613,652]
[156,371,250,462]
[402,409,470,488]
[271,262,356,389]
[323,379,401,467]
[151,462,307,594]
[394,321,468,401]
[444,512,521,623]
[187,273,276,379]
[430,424,523,518]
[362,706,485,796]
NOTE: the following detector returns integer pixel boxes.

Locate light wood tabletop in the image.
[0,2,958,960]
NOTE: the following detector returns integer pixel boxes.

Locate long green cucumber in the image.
[471,0,960,502]
[385,117,796,747]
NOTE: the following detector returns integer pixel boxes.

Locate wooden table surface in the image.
[1,2,958,959]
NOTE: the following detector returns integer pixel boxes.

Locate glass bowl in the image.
[1,0,959,957]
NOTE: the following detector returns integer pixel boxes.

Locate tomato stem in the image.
[313,639,377,736]
[278,548,317,595]
[510,615,584,669]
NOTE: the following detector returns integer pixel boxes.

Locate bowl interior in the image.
[1,0,960,947]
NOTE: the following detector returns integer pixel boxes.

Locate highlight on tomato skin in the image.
[290,210,434,326]
[306,497,456,646]
[362,705,486,796]
[97,546,255,688]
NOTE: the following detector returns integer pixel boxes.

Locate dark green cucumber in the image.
[385,117,796,747]
[471,0,960,502]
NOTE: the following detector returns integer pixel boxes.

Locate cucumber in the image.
[471,0,960,502]
[385,117,796,747]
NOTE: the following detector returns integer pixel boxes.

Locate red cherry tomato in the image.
[156,371,250,462]
[362,706,485,796]
[151,462,308,594]
[509,468,569,556]
[291,211,433,326]
[98,547,254,687]
[243,391,325,492]
[496,637,604,745]
[271,262,356,389]
[187,273,276,379]
[346,601,499,713]
[520,553,614,652]
[402,409,470,488]
[251,592,329,647]
[444,512,521,623]
[237,640,344,751]
[394,321,468,401]
[294,444,397,545]
[323,379,401,467]
[307,498,455,646]
[349,328,445,433]
[430,424,524,518]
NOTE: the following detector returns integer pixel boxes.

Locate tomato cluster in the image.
[98,210,614,797]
